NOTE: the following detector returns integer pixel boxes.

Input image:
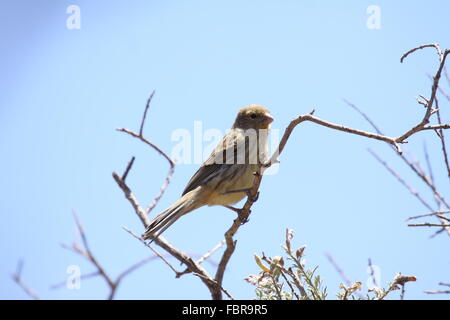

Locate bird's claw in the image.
[238,210,250,224]
[245,189,259,203]
[250,191,260,203]
[224,205,250,224]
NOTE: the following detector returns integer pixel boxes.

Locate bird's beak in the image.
[263,113,274,125]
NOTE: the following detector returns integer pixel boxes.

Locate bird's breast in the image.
[205,164,258,206]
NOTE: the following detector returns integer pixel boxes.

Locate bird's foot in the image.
[224,205,242,215]
[223,205,250,224]
[248,190,260,203]
[238,213,250,224]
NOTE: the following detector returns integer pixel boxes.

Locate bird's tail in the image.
[142,189,203,240]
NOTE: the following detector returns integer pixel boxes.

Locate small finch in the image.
[143,105,274,240]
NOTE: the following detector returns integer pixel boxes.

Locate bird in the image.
[142,104,274,240]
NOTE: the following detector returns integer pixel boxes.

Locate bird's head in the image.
[233,105,274,130]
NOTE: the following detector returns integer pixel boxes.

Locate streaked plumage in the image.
[142,105,273,240]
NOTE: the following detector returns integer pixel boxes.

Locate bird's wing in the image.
[182,131,240,196]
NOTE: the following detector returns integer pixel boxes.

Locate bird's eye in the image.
[250,113,257,119]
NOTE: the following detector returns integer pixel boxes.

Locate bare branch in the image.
[62,213,155,299]
[146,165,175,215]
[113,128,175,216]
[123,227,182,276]
[423,142,441,209]
[406,210,450,221]
[115,255,158,286]
[139,90,155,136]
[400,43,443,64]
[427,73,450,101]
[212,75,450,297]
[325,253,352,288]
[368,258,380,289]
[272,110,402,154]
[114,92,175,224]
[196,240,226,265]
[191,110,350,297]
[422,124,450,130]
[50,271,100,290]
[113,171,150,227]
[325,253,366,300]
[113,92,237,300]
[344,81,450,235]
[426,282,450,294]
[435,99,450,180]
[121,156,135,181]
[343,99,448,206]
[408,223,450,228]
[368,149,434,211]
[115,49,450,299]
[425,290,450,294]
[71,211,115,289]
[342,99,384,134]
[11,260,40,300]
[124,222,225,298]
[397,47,450,142]
[116,127,175,168]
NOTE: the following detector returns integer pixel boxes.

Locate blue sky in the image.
[1,0,449,299]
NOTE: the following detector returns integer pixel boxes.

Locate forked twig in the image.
[60,212,155,299]
[11,260,40,300]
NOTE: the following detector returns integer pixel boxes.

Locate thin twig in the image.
[408,223,450,227]
[397,47,450,142]
[427,73,450,101]
[368,149,434,211]
[121,156,135,181]
[368,258,379,288]
[196,240,226,265]
[400,44,443,63]
[115,92,176,219]
[325,253,351,288]
[423,142,441,209]
[50,271,100,290]
[325,253,365,300]
[406,210,450,221]
[425,290,450,294]
[278,269,301,300]
[71,211,115,289]
[123,227,181,275]
[139,90,155,136]
[62,213,155,299]
[116,128,175,168]
[344,99,450,210]
[435,99,450,181]
[113,171,150,226]
[11,260,40,300]
[277,110,402,152]
[425,282,450,294]
[114,127,175,215]
[115,255,158,286]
